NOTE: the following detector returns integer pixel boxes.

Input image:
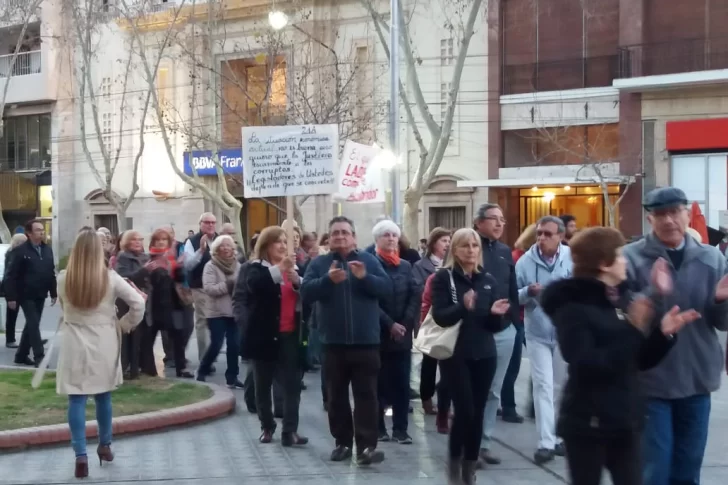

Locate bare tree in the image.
[171,4,385,229]
[520,122,637,228]
[63,0,159,232]
[362,0,485,240]
[0,0,44,242]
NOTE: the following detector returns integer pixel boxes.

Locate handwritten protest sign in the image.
[242,124,338,198]
[334,140,385,204]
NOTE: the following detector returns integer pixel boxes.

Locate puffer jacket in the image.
[376,255,420,352]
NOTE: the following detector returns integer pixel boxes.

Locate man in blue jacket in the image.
[301,216,393,467]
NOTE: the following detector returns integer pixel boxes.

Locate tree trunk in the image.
[225,205,245,253]
[116,208,129,233]
[0,201,11,244]
[293,198,305,230]
[402,188,421,242]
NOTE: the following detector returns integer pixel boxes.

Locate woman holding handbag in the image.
[429,228,510,485]
[50,227,146,478]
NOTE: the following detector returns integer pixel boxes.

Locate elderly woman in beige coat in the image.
[53,227,145,478]
[196,235,241,388]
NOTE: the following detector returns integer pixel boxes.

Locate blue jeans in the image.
[200,317,240,385]
[643,394,711,485]
[378,350,411,433]
[68,392,112,457]
[501,324,524,415]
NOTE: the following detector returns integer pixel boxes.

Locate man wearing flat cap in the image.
[622,186,728,485]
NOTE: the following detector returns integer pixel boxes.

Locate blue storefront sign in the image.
[183,148,243,176]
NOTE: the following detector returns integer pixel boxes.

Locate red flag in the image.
[689,201,709,243]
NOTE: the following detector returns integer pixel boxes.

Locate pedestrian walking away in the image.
[43,227,145,479]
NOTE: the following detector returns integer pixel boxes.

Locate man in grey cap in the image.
[622,186,728,485]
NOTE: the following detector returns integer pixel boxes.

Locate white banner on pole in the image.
[334,140,385,204]
[242,124,339,199]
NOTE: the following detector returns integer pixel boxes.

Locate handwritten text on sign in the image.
[335,140,385,204]
[242,124,339,198]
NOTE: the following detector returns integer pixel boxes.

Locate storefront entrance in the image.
[518,185,620,230]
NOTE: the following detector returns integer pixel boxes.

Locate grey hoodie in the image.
[515,244,573,345]
[623,233,728,399]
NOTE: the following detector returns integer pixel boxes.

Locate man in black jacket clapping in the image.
[5,220,56,366]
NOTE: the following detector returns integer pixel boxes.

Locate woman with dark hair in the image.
[412,227,452,424]
[541,227,699,485]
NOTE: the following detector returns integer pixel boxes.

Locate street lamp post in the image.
[389,0,401,224]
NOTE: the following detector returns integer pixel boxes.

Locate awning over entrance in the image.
[457,176,635,189]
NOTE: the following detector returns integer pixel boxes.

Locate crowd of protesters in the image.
[1,185,727,485]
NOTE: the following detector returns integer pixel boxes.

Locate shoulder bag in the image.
[413,269,462,360]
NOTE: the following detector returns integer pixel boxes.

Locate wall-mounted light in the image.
[543,191,555,202]
[531,186,538,191]
[564,185,571,191]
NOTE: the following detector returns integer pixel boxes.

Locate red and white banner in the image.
[334,140,385,204]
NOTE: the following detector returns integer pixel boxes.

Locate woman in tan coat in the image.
[197,235,241,388]
[55,227,146,478]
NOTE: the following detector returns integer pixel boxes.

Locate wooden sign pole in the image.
[282,196,296,257]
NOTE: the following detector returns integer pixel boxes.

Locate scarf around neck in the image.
[376,247,400,267]
[212,254,237,275]
[149,247,176,272]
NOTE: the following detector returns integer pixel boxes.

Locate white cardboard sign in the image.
[334,140,385,204]
[242,124,338,198]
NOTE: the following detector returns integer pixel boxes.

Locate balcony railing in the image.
[618,37,728,78]
[0,50,41,78]
[502,54,619,95]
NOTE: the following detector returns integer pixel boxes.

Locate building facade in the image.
[461,0,728,244]
[54,0,492,253]
[0,0,63,245]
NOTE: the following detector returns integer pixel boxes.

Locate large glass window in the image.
[0,114,51,171]
[671,153,728,229]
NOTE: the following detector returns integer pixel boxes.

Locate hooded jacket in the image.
[542,277,675,437]
[515,244,572,345]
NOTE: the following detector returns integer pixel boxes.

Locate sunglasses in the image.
[537,230,555,238]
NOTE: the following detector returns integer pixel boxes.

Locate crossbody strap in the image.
[447,270,458,304]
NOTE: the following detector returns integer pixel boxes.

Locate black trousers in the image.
[252,332,301,433]
[324,346,380,452]
[501,324,524,415]
[378,350,411,433]
[141,323,188,376]
[5,303,19,343]
[563,432,642,485]
[15,299,46,360]
[121,327,142,378]
[440,355,497,461]
[420,354,451,413]
[243,365,283,412]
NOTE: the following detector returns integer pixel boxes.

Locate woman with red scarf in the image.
[142,228,194,378]
[372,220,420,444]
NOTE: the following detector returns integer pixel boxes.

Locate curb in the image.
[0,369,236,450]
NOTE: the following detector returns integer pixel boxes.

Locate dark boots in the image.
[447,457,462,485]
[462,460,478,484]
